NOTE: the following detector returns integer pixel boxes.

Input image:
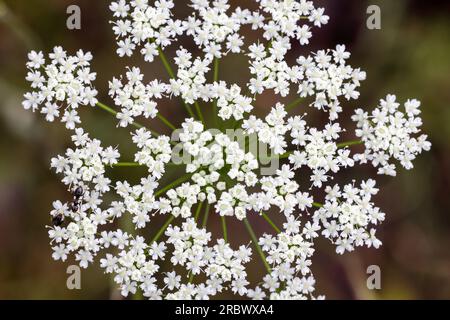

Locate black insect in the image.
[73,186,84,199]
[68,186,84,213]
[52,214,64,227]
[69,201,79,213]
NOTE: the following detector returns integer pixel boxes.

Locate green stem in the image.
[337,139,363,149]
[111,162,142,167]
[157,46,196,119]
[261,213,281,233]
[151,215,175,243]
[184,104,196,119]
[118,215,141,299]
[96,101,118,115]
[157,113,177,131]
[313,202,323,208]
[221,216,228,242]
[285,97,303,112]
[189,203,210,284]
[243,218,271,273]
[96,102,160,136]
[213,57,219,82]
[194,101,205,125]
[201,203,211,228]
[194,202,204,222]
[155,174,192,197]
[278,151,292,159]
[157,46,175,78]
[212,58,219,128]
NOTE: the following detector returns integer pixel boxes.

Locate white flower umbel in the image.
[24,48,98,129]
[353,95,431,176]
[253,221,321,300]
[110,0,183,60]
[23,0,430,300]
[313,180,385,254]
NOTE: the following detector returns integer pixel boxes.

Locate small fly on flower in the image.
[73,186,84,199]
[69,186,84,213]
[52,213,65,227]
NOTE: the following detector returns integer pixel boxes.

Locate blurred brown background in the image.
[0,0,449,299]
